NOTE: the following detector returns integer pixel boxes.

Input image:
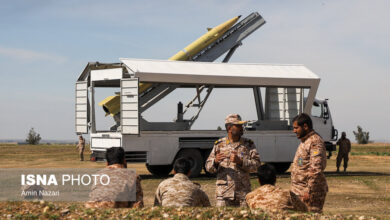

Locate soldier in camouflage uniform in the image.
[246,164,291,211]
[205,114,261,207]
[76,135,85,161]
[85,147,143,208]
[154,157,210,207]
[336,132,351,173]
[290,113,328,213]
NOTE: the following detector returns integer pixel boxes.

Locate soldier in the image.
[76,135,85,161]
[290,113,328,213]
[85,147,143,208]
[154,157,210,207]
[336,132,351,173]
[246,164,291,211]
[205,114,261,207]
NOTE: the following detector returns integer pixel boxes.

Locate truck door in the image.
[75,81,88,134]
[311,101,332,140]
[120,78,139,135]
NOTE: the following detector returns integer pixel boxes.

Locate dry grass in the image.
[0,143,389,218]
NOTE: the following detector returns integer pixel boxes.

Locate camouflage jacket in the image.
[77,139,85,149]
[291,131,328,196]
[336,138,351,154]
[246,184,291,211]
[85,165,143,208]
[205,137,261,200]
[154,173,210,207]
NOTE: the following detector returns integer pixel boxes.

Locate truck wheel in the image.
[146,164,172,177]
[176,149,203,178]
[267,162,291,174]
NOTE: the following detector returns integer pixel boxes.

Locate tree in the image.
[26,127,41,145]
[217,126,222,131]
[353,126,369,144]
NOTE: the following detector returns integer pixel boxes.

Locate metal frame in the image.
[181,86,214,128]
[120,78,140,135]
[253,87,265,120]
[75,81,88,134]
[193,12,266,62]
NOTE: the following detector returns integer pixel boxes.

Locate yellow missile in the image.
[99,95,120,116]
[101,16,241,117]
[138,15,241,93]
[169,15,241,61]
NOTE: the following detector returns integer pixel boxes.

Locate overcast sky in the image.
[0,0,389,141]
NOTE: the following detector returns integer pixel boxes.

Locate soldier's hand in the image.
[215,153,226,164]
[230,152,242,165]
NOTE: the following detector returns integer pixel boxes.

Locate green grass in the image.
[351,151,390,156]
[334,144,390,157]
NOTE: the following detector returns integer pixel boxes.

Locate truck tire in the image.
[146,164,172,177]
[267,162,291,174]
[175,149,203,178]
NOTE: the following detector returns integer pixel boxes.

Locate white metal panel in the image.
[122,111,138,118]
[123,118,139,125]
[76,125,87,133]
[76,83,87,90]
[121,78,139,135]
[91,138,121,148]
[76,105,87,111]
[76,91,86,97]
[120,58,320,87]
[275,136,299,161]
[122,103,138,110]
[76,118,87,124]
[76,111,87,118]
[75,81,88,134]
[121,95,138,103]
[122,88,138,96]
[258,136,276,161]
[76,97,87,103]
[122,80,138,88]
[91,68,123,81]
[122,126,139,134]
[265,88,303,125]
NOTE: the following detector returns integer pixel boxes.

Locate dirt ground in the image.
[0,143,389,219]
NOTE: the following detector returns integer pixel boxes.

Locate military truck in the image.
[75,58,338,177]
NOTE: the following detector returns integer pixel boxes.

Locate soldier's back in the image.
[86,167,142,208]
[154,173,210,207]
[246,184,291,211]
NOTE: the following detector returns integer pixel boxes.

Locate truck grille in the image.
[125,151,147,163]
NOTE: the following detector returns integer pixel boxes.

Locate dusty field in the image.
[0,143,389,219]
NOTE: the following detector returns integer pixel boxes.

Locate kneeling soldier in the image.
[85,147,143,208]
[154,157,210,207]
[246,164,291,211]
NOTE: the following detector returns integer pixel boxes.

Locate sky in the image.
[0,0,389,142]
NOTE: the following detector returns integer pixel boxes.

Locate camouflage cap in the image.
[225,114,247,125]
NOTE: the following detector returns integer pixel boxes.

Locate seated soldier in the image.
[85,147,143,208]
[154,158,211,207]
[246,164,291,211]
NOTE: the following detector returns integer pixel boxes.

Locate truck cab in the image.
[311,98,338,153]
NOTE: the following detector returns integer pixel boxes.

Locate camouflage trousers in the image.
[336,153,349,169]
[79,149,84,161]
[216,197,247,207]
[290,191,327,213]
